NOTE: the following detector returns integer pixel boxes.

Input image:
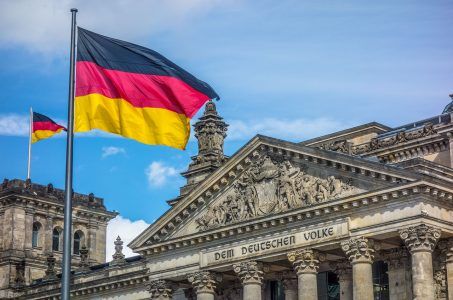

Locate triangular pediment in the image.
[129,135,419,252]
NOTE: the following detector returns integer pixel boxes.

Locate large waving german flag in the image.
[32,112,66,143]
[75,28,219,149]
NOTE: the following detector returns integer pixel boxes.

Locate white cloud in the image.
[0,114,29,136]
[145,161,178,187]
[101,146,126,158]
[0,113,65,137]
[0,0,231,55]
[227,117,355,142]
[106,216,150,259]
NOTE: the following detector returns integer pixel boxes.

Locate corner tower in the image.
[179,100,228,197]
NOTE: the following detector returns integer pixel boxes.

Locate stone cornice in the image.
[20,269,148,300]
[0,193,117,222]
[134,180,452,256]
[130,136,420,251]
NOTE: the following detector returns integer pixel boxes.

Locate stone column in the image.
[188,271,222,300]
[282,278,298,300]
[287,249,322,300]
[233,261,265,300]
[331,260,353,300]
[44,216,53,253]
[446,240,453,300]
[24,208,34,250]
[147,279,175,299]
[341,237,375,300]
[399,224,441,300]
[382,247,412,300]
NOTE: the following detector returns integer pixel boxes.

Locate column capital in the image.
[146,279,176,299]
[330,259,352,281]
[399,224,441,253]
[287,248,323,274]
[233,261,265,285]
[381,247,410,270]
[187,271,222,295]
[341,237,376,264]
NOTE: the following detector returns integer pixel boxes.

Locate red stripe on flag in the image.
[75,61,210,118]
[33,121,65,132]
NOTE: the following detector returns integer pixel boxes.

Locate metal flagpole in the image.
[27,107,33,180]
[61,8,77,300]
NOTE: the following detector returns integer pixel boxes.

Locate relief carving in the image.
[319,140,350,154]
[196,155,357,230]
[399,224,441,253]
[353,122,437,155]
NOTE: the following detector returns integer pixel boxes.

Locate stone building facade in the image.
[3,96,453,299]
[0,179,117,298]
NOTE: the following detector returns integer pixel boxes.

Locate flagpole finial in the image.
[70,8,78,12]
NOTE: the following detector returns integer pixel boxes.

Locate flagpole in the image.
[61,8,77,300]
[27,107,33,180]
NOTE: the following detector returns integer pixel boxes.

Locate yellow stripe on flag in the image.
[32,129,64,143]
[74,93,191,149]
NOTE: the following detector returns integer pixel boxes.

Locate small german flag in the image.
[75,27,219,150]
[32,112,66,143]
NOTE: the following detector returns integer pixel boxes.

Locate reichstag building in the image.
[1,96,453,300]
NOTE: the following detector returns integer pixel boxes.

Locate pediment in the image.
[129,135,419,252]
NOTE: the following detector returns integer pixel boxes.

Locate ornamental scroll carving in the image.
[196,156,357,230]
[352,122,437,155]
[399,224,441,253]
[341,237,376,263]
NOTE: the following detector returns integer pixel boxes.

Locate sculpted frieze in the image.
[352,122,437,155]
[196,155,358,231]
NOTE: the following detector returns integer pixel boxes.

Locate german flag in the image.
[32,112,66,143]
[75,27,219,150]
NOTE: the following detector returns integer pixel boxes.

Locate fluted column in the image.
[341,237,375,300]
[233,261,265,300]
[188,271,222,300]
[382,247,412,300]
[331,260,353,300]
[287,249,321,300]
[399,224,441,300]
[282,278,298,300]
[147,280,175,299]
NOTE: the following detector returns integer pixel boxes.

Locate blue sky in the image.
[0,0,452,256]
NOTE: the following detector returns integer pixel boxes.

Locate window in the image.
[73,231,84,255]
[52,228,61,251]
[32,222,41,248]
[373,261,389,300]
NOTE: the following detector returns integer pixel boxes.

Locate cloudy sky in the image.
[0,0,452,259]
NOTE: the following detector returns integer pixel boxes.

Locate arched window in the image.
[52,228,61,251]
[32,222,41,248]
[73,231,84,255]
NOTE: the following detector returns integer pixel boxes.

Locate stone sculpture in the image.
[196,156,356,230]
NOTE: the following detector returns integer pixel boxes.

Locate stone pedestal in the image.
[147,279,175,299]
[233,261,264,300]
[332,260,353,300]
[382,247,412,300]
[282,278,298,300]
[399,224,441,300]
[188,271,222,300]
[341,237,375,300]
[287,249,321,300]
